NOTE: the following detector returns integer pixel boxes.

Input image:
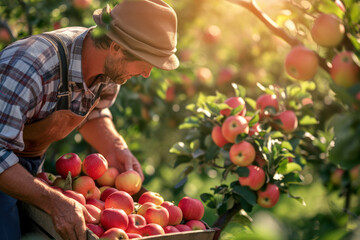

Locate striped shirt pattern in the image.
[0,27,120,173]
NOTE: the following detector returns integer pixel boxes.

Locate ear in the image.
[109,42,122,56]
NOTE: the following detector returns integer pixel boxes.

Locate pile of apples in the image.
[36,153,207,239]
[211,94,299,208]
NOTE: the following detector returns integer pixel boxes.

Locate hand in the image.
[49,192,96,240]
[104,147,144,182]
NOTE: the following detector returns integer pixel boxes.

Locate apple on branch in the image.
[229,141,256,167]
[211,125,229,148]
[257,183,280,208]
[238,165,266,191]
[221,115,249,143]
[273,110,298,133]
[256,94,279,117]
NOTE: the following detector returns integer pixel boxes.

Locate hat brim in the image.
[93,8,179,71]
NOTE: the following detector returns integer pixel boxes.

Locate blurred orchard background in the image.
[1,0,360,239]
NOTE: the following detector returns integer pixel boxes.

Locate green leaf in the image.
[64,171,72,191]
[217,200,228,216]
[245,97,256,110]
[175,176,188,189]
[179,116,200,129]
[236,167,250,177]
[232,185,257,206]
[206,102,221,115]
[278,162,302,175]
[169,142,192,155]
[232,83,246,98]
[173,155,192,168]
[281,141,293,151]
[192,148,206,159]
[350,3,360,25]
[299,115,319,125]
[200,193,217,209]
[270,131,284,139]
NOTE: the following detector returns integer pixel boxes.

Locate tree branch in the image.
[226,0,330,73]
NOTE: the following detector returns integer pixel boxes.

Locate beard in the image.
[104,55,131,85]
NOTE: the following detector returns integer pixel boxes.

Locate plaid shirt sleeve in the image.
[0,39,51,174]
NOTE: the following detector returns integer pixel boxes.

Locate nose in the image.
[141,67,152,78]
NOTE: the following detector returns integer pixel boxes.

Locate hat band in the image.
[108,22,176,58]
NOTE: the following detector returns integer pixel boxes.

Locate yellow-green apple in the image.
[72,175,96,199]
[100,187,119,202]
[178,197,204,221]
[202,25,221,44]
[186,220,206,230]
[115,170,142,195]
[285,45,319,81]
[63,190,86,205]
[137,202,156,217]
[85,204,101,224]
[86,198,105,211]
[163,225,180,233]
[105,191,134,215]
[330,168,344,185]
[216,67,235,86]
[221,115,249,143]
[101,227,129,240]
[73,0,92,9]
[175,224,192,232]
[36,172,56,185]
[87,223,104,238]
[229,141,256,167]
[83,153,108,180]
[257,183,280,208]
[144,205,169,227]
[100,209,129,230]
[330,51,360,88]
[138,192,164,205]
[273,110,298,133]
[211,125,229,148]
[196,67,213,86]
[220,97,246,117]
[55,153,82,178]
[238,165,266,190]
[127,233,142,239]
[311,13,345,47]
[256,94,279,117]
[0,28,11,43]
[96,167,119,187]
[139,223,165,237]
[53,177,66,189]
[126,214,146,234]
[160,201,183,226]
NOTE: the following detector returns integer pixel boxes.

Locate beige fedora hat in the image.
[93,0,179,70]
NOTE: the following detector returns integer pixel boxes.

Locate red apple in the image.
[0,28,11,43]
[330,51,360,88]
[101,227,129,240]
[196,67,213,86]
[257,183,280,208]
[86,186,101,200]
[72,176,96,199]
[100,187,119,202]
[165,85,176,102]
[86,198,105,211]
[221,115,249,143]
[220,97,246,117]
[311,13,345,47]
[202,25,221,44]
[83,153,108,180]
[256,94,279,116]
[160,201,183,226]
[137,202,157,217]
[273,110,298,133]
[100,209,129,230]
[238,165,266,191]
[216,67,235,86]
[211,125,229,148]
[178,197,204,221]
[36,172,56,185]
[144,205,169,227]
[96,167,119,187]
[63,190,86,205]
[73,0,92,9]
[229,141,256,167]
[175,224,192,232]
[350,165,360,182]
[105,191,134,215]
[138,192,164,205]
[127,233,142,239]
[163,225,180,233]
[87,223,104,238]
[55,153,82,179]
[126,214,146,234]
[139,223,165,237]
[186,220,206,230]
[85,204,101,224]
[285,45,319,81]
[254,153,267,168]
[330,168,344,185]
[115,170,142,196]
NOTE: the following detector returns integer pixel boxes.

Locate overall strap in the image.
[41,33,71,110]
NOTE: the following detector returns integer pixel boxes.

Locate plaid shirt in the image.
[0,27,120,174]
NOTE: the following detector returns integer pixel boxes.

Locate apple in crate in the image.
[144,205,169,227]
[85,204,101,224]
[87,223,104,238]
[96,167,119,187]
[138,191,164,205]
[55,153,82,178]
[175,224,192,232]
[115,169,142,195]
[139,223,165,237]
[63,190,86,205]
[72,176,96,199]
[36,172,56,185]
[178,196,204,220]
[137,202,156,217]
[127,232,142,239]
[163,225,180,233]
[101,227,129,240]
[126,214,146,234]
[100,187,119,201]
[186,220,206,230]
[83,153,108,180]
[86,198,105,211]
[100,209,129,230]
[161,201,183,225]
[105,191,134,215]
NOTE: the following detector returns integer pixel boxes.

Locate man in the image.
[0,0,179,239]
